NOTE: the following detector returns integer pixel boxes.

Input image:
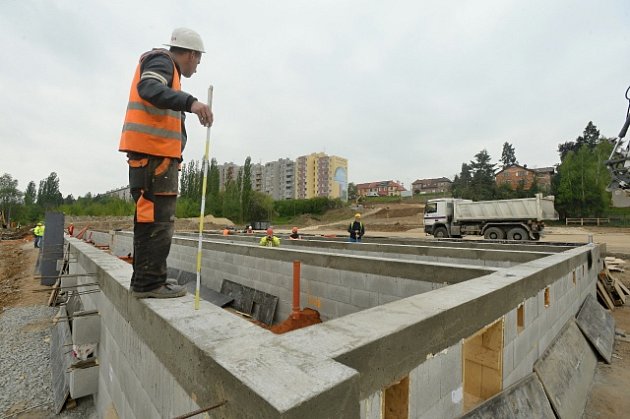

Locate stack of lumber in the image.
[597,259,630,310]
[605,257,626,272]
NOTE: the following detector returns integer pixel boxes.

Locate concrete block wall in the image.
[167,240,494,323]
[359,344,466,419]
[68,234,603,419]
[502,259,596,388]
[111,232,493,323]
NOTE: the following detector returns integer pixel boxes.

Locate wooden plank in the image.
[596,280,615,311]
[617,280,630,296]
[613,281,626,304]
[48,277,61,307]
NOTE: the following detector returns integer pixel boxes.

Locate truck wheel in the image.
[507,227,528,241]
[484,227,505,240]
[433,226,448,238]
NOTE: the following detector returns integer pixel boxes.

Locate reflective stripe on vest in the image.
[119,52,182,158]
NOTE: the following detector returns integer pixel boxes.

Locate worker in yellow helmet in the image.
[347,213,365,242]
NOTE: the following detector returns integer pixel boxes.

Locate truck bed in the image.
[454,196,558,222]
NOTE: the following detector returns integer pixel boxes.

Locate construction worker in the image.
[259,228,281,247]
[33,222,45,248]
[289,226,302,240]
[348,213,365,242]
[118,28,213,299]
[245,225,254,234]
[222,226,230,236]
[67,223,74,237]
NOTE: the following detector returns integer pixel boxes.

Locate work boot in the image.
[166,278,178,286]
[132,283,187,299]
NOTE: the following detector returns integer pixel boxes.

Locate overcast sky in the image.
[1,0,629,197]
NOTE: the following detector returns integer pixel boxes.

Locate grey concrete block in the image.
[360,391,382,419]
[69,364,99,399]
[504,309,517,344]
[350,288,379,309]
[503,340,515,381]
[72,313,101,344]
[439,344,462,398]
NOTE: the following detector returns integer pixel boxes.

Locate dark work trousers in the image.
[128,155,179,292]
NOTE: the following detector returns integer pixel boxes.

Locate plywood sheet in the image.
[461,373,555,419]
[534,320,597,419]
[575,293,615,364]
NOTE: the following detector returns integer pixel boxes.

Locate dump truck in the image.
[423,194,558,240]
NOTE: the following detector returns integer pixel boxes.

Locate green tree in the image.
[347,182,358,201]
[452,163,472,198]
[180,159,202,200]
[24,181,37,206]
[37,172,63,209]
[556,141,611,217]
[207,158,221,216]
[558,121,601,161]
[222,179,241,223]
[469,149,497,200]
[249,191,274,222]
[241,157,253,223]
[0,173,23,226]
[500,142,518,168]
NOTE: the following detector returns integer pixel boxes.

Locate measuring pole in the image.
[195,85,213,310]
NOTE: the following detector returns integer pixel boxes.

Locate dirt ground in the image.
[0,238,49,310]
[2,211,630,417]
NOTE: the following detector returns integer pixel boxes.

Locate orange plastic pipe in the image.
[292,260,301,319]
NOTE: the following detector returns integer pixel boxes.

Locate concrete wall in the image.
[112,232,496,322]
[65,233,602,418]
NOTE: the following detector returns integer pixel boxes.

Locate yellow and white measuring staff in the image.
[195,85,213,310]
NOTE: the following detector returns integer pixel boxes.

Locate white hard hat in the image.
[164,27,205,53]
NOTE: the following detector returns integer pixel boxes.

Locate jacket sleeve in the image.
[259,237,266,246]
[137,53,196,111]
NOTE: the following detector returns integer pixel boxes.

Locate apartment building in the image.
[263,158,295,200]
[295,152,348,201]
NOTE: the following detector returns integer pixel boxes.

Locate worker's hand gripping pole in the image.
[195,86,213,310]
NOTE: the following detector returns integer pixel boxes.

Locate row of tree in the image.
[0,172,68,226]
[450,122,614,217]
[2,121,621,226]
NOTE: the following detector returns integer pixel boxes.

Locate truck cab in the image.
[423,198,471,238]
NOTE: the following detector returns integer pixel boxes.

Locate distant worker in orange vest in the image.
[67,223,74,237]
[222,226,230,236]
[118,28,213,299]
[289,226,302,240]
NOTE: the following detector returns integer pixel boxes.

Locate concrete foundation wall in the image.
[112,233,495,322]
[66,233,602,418]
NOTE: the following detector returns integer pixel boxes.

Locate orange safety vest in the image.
[119,51,183,158]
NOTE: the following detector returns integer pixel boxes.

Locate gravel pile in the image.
[0,305,96,418]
